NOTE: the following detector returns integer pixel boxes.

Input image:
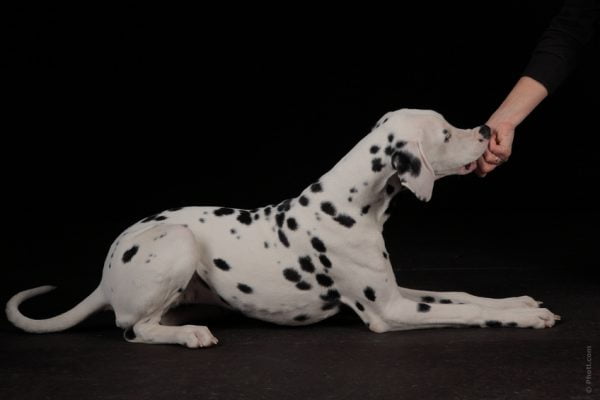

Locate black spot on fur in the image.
[254,214,260,220]
[177,288,183,292]
[382,252,388,259]
[299,195,309,206]
[371,158,384,172]
[385,146,394,156]
[370,145,380,154]
[142,214,167,223]
[294,315,309,322]
[356,302,365,311]
[299,256,315,273]
[264,241,269,248]
[199,218,205,223]
[364,287,376,301]
[388,133,394,142]
[213,258,231,271]
[287,218,298,230]
[361,205,370,215]
[439,299,453,304]
[142,214,157,222]
[237,211,252,225]
[278,229,290,247]
[124,328,136,340]
[320,202,336,216]
[311,237,327,253]
[395,141,406,148]
[321,301,339,311]
[296,281,312,290]
[316,274,333,287]
[283,268,302,282]
[392,150,422,177]
[276,213,285,228]
[350,187,358,193]
[277,199,292,212]
[320,289,340,302]
[485,320,502,328]
[230,228,237,234]
[505,322,518,328]
[318,254,332,268]
[214,208,235,216]
[122,245,139,263]
[264,207,272,216]
[348,197,353,202]
[237,283,253,294]
[417,303,431,312]
[311,182,322,192]
[386,184,395,195]
[333,214,356,228]
[421,296,435,303]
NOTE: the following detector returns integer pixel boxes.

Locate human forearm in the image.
[487,76,548,129]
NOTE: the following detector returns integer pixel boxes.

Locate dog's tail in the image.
[6,285,107,333]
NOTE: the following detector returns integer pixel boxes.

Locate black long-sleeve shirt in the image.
[523,0,600,93]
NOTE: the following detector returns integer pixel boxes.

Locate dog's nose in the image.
[478,124,491,140]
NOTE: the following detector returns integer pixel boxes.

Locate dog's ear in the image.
[391,141,435,202]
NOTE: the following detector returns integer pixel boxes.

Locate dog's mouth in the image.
[459,161,477,175]
[436,161,478,177]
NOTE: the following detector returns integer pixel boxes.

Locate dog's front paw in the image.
[488,295,543,310]
[512,295,543,308]
[494,308,561,329]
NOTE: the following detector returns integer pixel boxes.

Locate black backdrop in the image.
[3,1,599,286]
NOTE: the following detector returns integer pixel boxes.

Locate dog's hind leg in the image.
[124,314,218,348]
[396,286,541,309]
[105,224,218,348]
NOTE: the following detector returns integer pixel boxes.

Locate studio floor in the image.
[1,267,597,400]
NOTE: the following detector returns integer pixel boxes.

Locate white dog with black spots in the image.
[7,109,560,348]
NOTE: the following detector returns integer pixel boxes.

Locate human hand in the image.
[475,121,515,177]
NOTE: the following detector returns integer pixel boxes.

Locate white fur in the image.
[6,109,560,348]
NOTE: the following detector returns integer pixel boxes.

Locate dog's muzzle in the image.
[479,125,491,140]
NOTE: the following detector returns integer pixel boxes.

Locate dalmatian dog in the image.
[6,109,561,348]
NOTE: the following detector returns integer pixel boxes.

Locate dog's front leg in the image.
[369,290,560,332]
[396,286,542,309]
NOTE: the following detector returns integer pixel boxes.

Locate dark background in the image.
[1,3,599,400]
[3,1,599,282]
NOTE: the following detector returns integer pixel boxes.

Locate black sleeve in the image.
[523,0,600,94]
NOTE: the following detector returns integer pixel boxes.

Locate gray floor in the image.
[1,267,598,400]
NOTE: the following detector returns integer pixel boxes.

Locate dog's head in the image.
[383,109,490,201]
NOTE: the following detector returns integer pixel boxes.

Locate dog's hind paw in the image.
[179,325,219,348]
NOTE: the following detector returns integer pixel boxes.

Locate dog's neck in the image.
[300,127,403,227]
